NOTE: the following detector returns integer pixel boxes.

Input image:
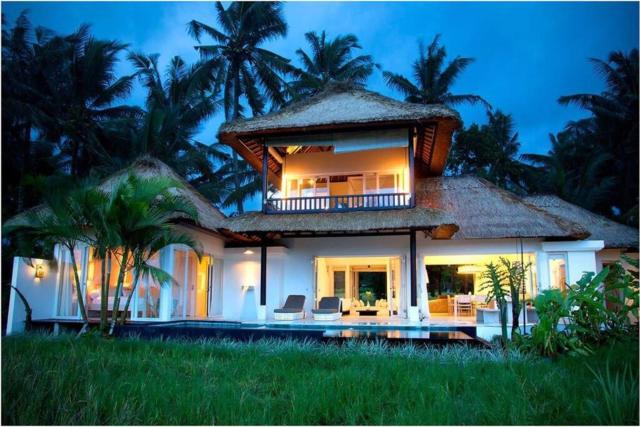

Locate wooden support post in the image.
[260,243,267,306]
[408,128,416,207]
[410,229,417,307]
[262,143,269,213]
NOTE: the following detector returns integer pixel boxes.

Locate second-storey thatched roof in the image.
[525,195,639,249]
[416,176,590,240]
[218,82,462,182]
[219,82,460,134]
[224,207,459,238]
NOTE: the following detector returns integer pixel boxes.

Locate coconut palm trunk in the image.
[232,64,245,214]
[100,250,112,333]
[109,247,130,336]
[119,253,142,325]
[68,245,89,335]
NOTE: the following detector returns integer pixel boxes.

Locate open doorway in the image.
[315,256,403,318]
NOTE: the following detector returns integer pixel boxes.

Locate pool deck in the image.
[28,315,501,347]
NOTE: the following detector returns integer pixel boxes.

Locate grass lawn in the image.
[2,333,638,425]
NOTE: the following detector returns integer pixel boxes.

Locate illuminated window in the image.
[548,254,567,292]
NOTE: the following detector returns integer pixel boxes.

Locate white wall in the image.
[6,225,610,328]
[221,247,286,320]
[177,225,225,258]
[541,241,604,288]
[7,255,60,334]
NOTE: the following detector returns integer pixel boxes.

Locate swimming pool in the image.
[117,320,483,346]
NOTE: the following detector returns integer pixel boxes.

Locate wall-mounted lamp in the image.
[34,264,45,279]
[243,249,255,255]
[241,283,255,292]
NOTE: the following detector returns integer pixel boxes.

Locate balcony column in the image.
[408,128,415,207]
[257,241,267,320]
[407,229,420,321]
[261,143,269,213]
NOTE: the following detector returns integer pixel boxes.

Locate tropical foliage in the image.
[287,31,377,100]
[479,262,510,346]
[557,49,639,224]
[187,1,291,213]
[447,110,531,194]
[517,259,639,357]
[446,48,639,228]
[3,173,202,334]
[383,34,490,109]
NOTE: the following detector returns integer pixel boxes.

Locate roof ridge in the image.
[218,83,460,135]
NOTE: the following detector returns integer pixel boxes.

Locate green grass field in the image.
[2,333,638,425]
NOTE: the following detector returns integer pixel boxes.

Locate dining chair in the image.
[456,294,473,316]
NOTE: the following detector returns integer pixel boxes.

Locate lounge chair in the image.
[312,297,342,321]
[273,295,306,320]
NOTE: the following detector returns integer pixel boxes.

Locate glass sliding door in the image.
[171,246,206,319]
[56,246,87,317]
[133,253,162,319]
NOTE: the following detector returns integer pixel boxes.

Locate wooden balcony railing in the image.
[264,193,412,214]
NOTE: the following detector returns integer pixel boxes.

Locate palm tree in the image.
[2,12,63,215]
[101,173,202,335]
[288,31,378,99]
[34,24,140,177]
[116,53,228,187]
[118,228,201,325]
[558,49,638,223]
[188,1,291,213]
[383,34,490,109]
[3,183,102,333]
[522,126,616,212]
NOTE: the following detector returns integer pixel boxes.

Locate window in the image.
[287,178,299,197]
[56,247,86,317]
[135,253,161,319]
[300,178,315,198]
[333,270,346,298]
[378,174,396,194]
[548,254,567,292]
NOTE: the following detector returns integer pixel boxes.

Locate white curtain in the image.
[267,129,407,154]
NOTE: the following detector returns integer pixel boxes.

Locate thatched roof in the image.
[218,82,462,181]
[102,157,227,232]
[219,82,460,134]
[525,195,639,249]
[416,176,590,240]
[4,157,227,234]
[224,207,458,238]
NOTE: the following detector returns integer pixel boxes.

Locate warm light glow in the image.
[243,249,254,255]
[457,265,484,275]
[34,264,45,279]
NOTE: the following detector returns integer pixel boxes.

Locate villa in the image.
[5,84,638,334]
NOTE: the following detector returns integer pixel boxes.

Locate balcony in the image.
[264,192,412,214]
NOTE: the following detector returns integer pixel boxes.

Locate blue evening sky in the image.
[3,1,638,157]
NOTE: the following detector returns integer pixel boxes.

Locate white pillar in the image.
[159,246,173,321]
[418,254,430,320]
[257,305,267,321]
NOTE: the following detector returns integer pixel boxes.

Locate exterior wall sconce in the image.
[241,284,255,292]
[243,249,255,255]
[34,264,45,279]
